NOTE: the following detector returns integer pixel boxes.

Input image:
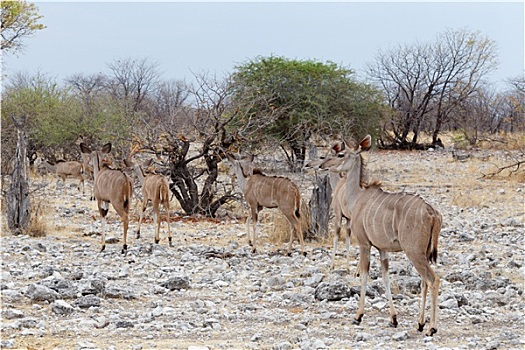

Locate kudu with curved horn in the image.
[319,135,442,336]
[80,142,133,253]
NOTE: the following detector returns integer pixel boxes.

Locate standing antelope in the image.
[80,150,95,200]
[39,160,85,194]
[319,135,442,336]
[124,159,172,247]
[80,142,133,254]
[227,154,304,255]
[306,144,352,271]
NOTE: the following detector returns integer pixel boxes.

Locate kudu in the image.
[227,154,304,255]
[124,159,172,246]
[80,142,133,253]
[80,151,95,200]
[319,135,442,336]
[39,160,85,194]
[306,145,351,271]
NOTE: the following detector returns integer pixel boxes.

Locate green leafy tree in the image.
[231,56,384,171]
[1,0,45,53]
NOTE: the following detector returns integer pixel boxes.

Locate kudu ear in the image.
[123,159,134,168]
[101,142,112,154]
[143,159,153,168]
[80,143,91,154]
[332,141,345,153]
[358,135,372,152]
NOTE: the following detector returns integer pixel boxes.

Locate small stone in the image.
[51,300,75,315]
[392,331,409,341]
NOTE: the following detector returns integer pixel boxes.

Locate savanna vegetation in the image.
[2,1,524,234]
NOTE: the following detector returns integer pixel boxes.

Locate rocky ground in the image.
[1,149,524,350]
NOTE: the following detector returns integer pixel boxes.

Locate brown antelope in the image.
[80,142,133,254]
[306,144,351,271]
[319,135,442,336]
[39,160,85,194]
[80,151,95,200]
[123,159,172,246]
[227,153,304,255]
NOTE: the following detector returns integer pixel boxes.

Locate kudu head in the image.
[80,142,112,174]
[319,135,372,174]
[226,153,255,178]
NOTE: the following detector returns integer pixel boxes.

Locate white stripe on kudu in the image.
[318,135,442,337]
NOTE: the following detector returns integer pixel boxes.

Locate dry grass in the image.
[26,200,49,237]
[268,200,310,246]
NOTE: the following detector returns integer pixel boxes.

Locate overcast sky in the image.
[3,1,524,90]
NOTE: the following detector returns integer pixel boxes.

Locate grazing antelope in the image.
[227,153,304,255]
[124,159,172,246]
[306,144,352,271]
[80,142,133,254]
[319,135,442,336]
[39,160,85,194]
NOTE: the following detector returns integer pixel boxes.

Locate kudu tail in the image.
[294,188,301,219]
[428,208,442,264]
[123,179,133,211]
[160,179,170,205]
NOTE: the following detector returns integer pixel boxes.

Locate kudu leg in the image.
[409,253,440,336]
[344,219,353,274]
[137,200,147,239]
[153,203,161,244]
[295,220,304,256]
[153,211,160,244]
[165,201,172,247]
[380,251,398,327]
[354,246,371,325]
[98,201,109,252]
[122,213,129,254]
[249,207,258,253]
[418,280,428,331]
[330,223,341,271]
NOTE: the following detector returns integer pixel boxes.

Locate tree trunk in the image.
[308,174,332,239]
[7,124,30,234]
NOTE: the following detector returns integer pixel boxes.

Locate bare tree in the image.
[6,115,30,234]
[368,29,498,149]
[105,57,160,113]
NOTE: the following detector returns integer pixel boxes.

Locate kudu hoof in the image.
[121,245,128,255]
[426,328,437,337]
[352,315,363,325]
[389,315,398,328]
[100,245,106,252]
[168,238,173,247]
[418,323,425,332]
[154,239,160,244]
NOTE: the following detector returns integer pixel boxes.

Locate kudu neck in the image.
[134,165,145,185]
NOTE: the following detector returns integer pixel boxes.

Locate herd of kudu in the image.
[36,136,442,336]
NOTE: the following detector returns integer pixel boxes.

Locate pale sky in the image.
[2,1,524,91]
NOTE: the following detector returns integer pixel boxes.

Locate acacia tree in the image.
[368,29,498,149]
[1,0,45,53]
[231,56,384,171]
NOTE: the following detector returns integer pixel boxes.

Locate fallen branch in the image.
[482,159,525,178]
